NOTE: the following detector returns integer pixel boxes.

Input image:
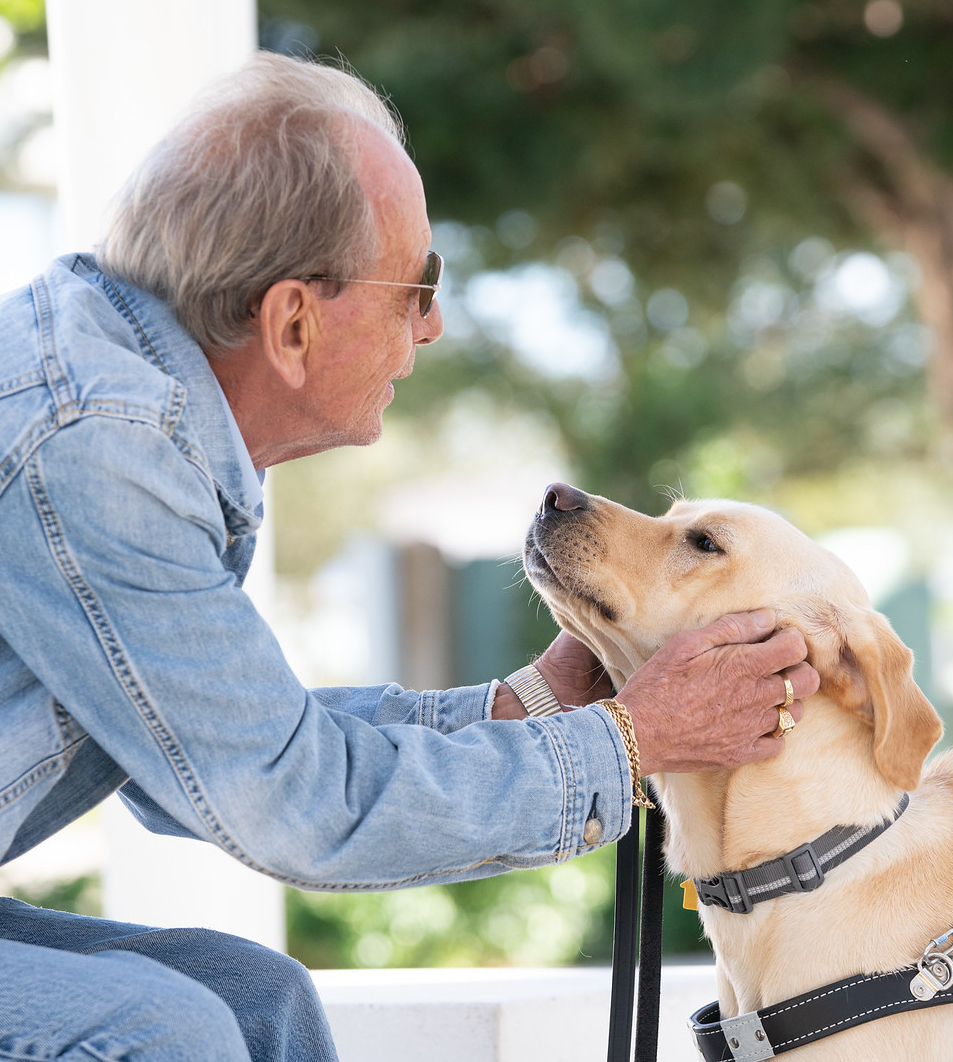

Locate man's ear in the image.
[257,280,315,390]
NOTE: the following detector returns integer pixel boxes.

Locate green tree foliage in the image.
[258,0,952,511]
[0,0,44,56]
[0,0,43,34]
[287,822,706,970]
[257,0,953,289]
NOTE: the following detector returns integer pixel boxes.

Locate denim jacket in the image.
[0,254,632,890]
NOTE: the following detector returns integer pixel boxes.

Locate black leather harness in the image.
[689,943,953,1060]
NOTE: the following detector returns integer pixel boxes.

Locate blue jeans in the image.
[0,898,338,1060]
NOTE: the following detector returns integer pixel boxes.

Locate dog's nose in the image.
[542,482,590,514]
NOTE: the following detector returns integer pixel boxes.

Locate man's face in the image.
[298,127,443,452]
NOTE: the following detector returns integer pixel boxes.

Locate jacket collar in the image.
[69,254,264,535]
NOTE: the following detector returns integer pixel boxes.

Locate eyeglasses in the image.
[305,250,444,318]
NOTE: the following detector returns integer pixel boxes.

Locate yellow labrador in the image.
[523,482,952,1061]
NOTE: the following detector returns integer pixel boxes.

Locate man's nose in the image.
[414,300,443,345]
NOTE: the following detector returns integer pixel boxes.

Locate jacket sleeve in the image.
[5,417,632,890]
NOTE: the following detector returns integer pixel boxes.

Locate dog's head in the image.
[524,483,942,791]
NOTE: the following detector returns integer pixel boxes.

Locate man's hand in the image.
[534,631,614,707]
[493,632,612,720]
[615,609,819,775]
[493,610,819,776]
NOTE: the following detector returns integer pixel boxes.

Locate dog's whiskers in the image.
[656,482,685,505]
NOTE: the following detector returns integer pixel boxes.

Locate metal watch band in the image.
[504,664,562,718]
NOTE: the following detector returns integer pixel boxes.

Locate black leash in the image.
[607,800,666,1062]
[635,803,665,1060]
[607,815,640,1061]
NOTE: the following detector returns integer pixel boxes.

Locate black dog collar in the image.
[694,793,910,915]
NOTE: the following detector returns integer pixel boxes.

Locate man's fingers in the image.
[761,697,803,737]
[748,733,790,763]
[750,626,810,675]
[679,615,815,690]
[757,660,818,735]
[761,660,817,714]
[686,609,777,653]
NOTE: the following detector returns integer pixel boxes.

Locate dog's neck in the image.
[651,691,903,882]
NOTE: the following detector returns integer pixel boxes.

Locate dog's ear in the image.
[782,598,942,791]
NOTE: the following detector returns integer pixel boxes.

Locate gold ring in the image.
[780,673,794,710]
[772,706,796,739]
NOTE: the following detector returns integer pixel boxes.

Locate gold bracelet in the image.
[597,699,655,808]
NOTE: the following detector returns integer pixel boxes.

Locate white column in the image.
[47,0,287,951]
[47,0,258,251]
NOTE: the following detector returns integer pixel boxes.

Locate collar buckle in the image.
[695,871,753,914]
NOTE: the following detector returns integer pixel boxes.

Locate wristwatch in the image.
[503,664,562,718]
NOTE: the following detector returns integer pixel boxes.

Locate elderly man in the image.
[0,51,816,1060]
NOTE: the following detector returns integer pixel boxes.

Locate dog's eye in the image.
[689,531,721,554]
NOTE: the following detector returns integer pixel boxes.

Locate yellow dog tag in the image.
[681,879,699,911]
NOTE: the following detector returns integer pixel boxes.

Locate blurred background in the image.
[2,0,953,971]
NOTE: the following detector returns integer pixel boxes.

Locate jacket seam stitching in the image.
[538,719,576,861]
[31,275,74,415]
[0,369,45,396]
[0,737,88,810]
[102,274,173,377]
[24,452,264,873]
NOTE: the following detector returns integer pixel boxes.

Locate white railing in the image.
[315,963,716,1061]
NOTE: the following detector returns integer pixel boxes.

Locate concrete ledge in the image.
[313,963,716,1061]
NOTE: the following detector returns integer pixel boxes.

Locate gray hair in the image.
[97,51,405,351]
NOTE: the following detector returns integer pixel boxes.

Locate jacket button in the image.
[583,817,603,844]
